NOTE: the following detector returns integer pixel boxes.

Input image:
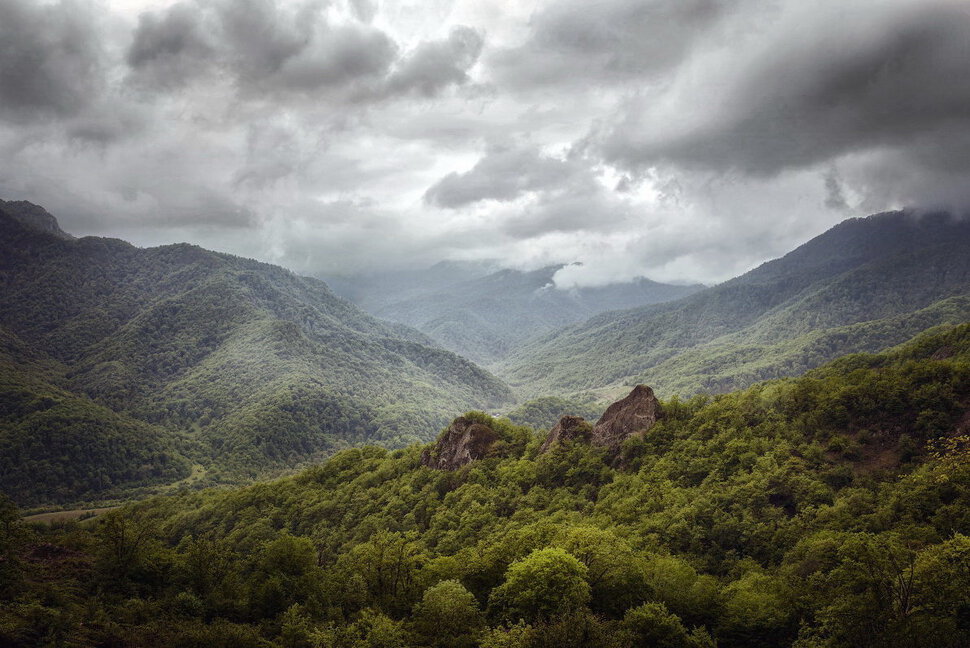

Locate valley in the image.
[2,1,967,645]
[1,201,969,648]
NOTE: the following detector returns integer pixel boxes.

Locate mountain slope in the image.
[328,264,702,364]
[5,324,967,646]
[0,326,192,506]
[0,202,513,504]
[498,211,970,398]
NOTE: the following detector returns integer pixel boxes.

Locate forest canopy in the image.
[2,323,969,647]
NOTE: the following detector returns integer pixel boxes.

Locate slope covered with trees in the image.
[2,323,968,647]
[327,265,702,364]
[0,326,192,505]
[498,211,970,398]
[0,202,512,505]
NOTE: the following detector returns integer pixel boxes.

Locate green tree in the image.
[488,547,590,623]
[0,494,24,597]
[412,579,484,647]
[622,602,707,648]
[552,525,648,616]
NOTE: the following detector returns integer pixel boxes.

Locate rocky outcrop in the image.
[591,384,662,449]
[540,415,592,453]
[421,416,500,470]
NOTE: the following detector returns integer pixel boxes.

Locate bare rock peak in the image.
[539,414,592,453]
[421,416,500,470]
[591,384,662,449]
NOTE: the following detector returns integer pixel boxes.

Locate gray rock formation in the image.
[421,416,500,470]
[540,415,592,453]
[591,384,662,449]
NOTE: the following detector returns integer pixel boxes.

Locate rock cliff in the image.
[539,415,593,452]
[591,384,663,449]
[421,416,500,470]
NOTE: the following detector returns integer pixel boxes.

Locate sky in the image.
[1,0,968,286]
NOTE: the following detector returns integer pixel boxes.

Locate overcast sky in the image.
[1,0,968,286]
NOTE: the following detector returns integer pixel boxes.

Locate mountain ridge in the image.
[0,200,513,505]
[326,263,703,364]
[498,210,970,398]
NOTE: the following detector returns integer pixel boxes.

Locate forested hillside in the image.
[499,211,970,398]
[2,323,968,647]
[326,265,702,364]
[0,203,512,505]
[0,327,192,504]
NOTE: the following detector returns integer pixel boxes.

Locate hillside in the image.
[0,202,513,505]
[2,323,968,647]
[326,265,702,364]
[498,210,970,398]
[0,326,192,504]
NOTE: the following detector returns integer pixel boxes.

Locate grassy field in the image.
[22,506,116,525]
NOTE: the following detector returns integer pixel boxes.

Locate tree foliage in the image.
[2,320,970,648]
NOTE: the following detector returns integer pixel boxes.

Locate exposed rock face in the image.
[540,415,592,453]
[421,416,500,470]
[591,384,662,449]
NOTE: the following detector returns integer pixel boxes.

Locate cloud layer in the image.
[0,0,967,286]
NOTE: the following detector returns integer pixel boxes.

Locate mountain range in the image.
[496,210,970,399]
[324,265,703,364]
[0,200,512,505]
[3,200,970,509]
[5,321,966,646]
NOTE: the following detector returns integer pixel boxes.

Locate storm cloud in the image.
[0,0,106,121]
[0,0,967,286]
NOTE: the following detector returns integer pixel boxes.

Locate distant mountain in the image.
[0,201,513,505]
[326,264,703,364]
[323,260,500,311]
[498,210,970,398]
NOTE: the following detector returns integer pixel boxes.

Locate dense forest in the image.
[499,211,970,399]
[3,323,968,647]
[0,203,512,506]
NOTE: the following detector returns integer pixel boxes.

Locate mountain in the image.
[326,264,703,364]
[3,323,967,646]
[0,201,513,506]
[497,210,970,398]
[0,326,192,505]
[0,198,73,240]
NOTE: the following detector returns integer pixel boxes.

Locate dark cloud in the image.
[424,145,578,208]
[423,142,635,241]
[126,0,398,96]
[124,0,481,102]
[502,186,629,239]
[0,0,105,121]
[127,2,214,89]
[599,1,970,190]
[490,0,729,89]
[1,0,967,288]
